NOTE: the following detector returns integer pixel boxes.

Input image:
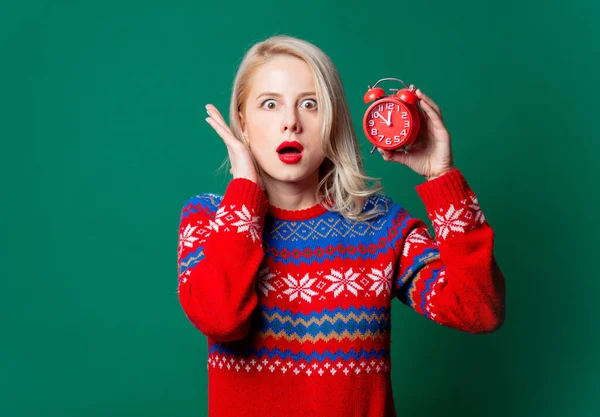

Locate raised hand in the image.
[378,88,455,181]
[205,104,265,190]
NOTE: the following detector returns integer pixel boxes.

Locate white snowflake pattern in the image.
[366,262,393,296]
[468,195,486,224]
[432,204,469,240]
[256,266,277,296]
[402,227,432,257]
[178,224,199,258]
[282,273,319,303]
[231,205,261,243]
[206,206,228,232]
[323,268,363,297]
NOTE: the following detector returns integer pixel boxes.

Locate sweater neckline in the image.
[267,199,331,221]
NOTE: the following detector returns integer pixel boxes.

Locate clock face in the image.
[363,99,415,149]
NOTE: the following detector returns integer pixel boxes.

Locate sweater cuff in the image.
[415,168,473,210]
[222,178,270,219]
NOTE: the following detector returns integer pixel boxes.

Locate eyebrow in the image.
[255,92,316,101]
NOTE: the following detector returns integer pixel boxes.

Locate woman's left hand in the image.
[378,87,455,181]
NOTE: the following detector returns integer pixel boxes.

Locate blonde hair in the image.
[219,34,387,222]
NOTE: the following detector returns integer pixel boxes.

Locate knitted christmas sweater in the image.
[176,168,506,417]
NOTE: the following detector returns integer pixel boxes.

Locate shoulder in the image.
[361,193,407,220]
[179,192,224,220]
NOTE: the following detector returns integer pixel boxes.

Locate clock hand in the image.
[375,111,391,126]
[386,110,392,126]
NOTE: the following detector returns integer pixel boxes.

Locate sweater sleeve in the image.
[390,168,506,334]
[176,178,270,342]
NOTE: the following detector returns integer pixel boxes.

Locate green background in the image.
[2,0,598,416]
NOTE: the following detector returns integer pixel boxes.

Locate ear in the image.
[238,111,248,138]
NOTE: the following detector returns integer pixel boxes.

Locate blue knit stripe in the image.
[180,194,222,219]
[209,344,389,361]
[397,247,440,308]
[258,306,391,339]
[179,247,204,275]
[418,267,445,319]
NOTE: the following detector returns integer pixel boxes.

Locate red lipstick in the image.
[276,141,304,164]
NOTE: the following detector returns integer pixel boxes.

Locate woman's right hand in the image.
[205,104,265,190]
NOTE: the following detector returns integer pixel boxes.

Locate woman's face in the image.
[239,55,326,185]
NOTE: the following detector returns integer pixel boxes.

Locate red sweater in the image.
[176,168,506,417]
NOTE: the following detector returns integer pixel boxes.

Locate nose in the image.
[281,108,302,134]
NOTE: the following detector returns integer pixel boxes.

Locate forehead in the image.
[249,55,315,96]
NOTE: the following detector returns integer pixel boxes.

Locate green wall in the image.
[2,0,598,416]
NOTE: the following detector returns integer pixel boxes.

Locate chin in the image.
[262,164,319,183]
[269,172,312,183]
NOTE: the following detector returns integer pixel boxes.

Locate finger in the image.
[415,89,442,118]
[205,106,234,142]
[419,99,444,125]
[206,109,230,135]
[205,116,240,175]
[206,104,229,129]
[378,147,410,164]
[206,105,245,147]
[415,89,440,113]
[206,117,237,148]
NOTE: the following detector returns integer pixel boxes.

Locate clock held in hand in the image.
[362,78,425,154]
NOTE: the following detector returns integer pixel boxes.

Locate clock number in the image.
[371,128,378,136]
[378,104,383,112]
[386,103,394,110]
[378,134,384,142]
[368,120,375,127]
[385,135,404,145]
[404,121,410,127]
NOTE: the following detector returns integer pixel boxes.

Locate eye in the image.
[301,99,318,110]
[261,99,278,110]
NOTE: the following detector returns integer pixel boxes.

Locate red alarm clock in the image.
[363,78,425,154]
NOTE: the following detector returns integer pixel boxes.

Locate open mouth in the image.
[277,147,303,155]
[277,147,304,164]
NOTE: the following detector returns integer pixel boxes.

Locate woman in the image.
[177,34,506,417]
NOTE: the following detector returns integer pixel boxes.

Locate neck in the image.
[262,171,320,211]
